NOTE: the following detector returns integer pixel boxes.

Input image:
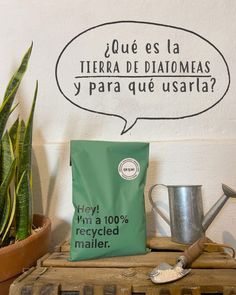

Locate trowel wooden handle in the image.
[181,236,209,267]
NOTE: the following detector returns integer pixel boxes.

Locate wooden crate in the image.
[9,238,236,295]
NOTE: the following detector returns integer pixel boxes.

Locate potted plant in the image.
[0,44,51,294]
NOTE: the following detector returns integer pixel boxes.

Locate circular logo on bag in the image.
[118,158,140,180]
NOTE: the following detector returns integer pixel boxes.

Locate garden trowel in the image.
[149,237,208,284]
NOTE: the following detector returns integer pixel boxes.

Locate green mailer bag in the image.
[70,140,149,261]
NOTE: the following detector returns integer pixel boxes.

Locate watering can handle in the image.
[148,184,170,226]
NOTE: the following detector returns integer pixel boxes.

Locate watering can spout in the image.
[202,184,236,231]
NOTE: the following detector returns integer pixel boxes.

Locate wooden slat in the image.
[178,287,201,295]
[60,240,70,252]
[145,287,160,295]
[60,237,191,252]
[223,286,236,295]
[9,267,236,294]
[9,267,35,295]
[41,250,236,269]
[93,285,104,295]
[147,237,190,251]
[37,253,51,267]
[10,236,236,294]
[18,284,33,295]
[116,285,131,295]
[60,237,225,253]
[83,285,94,295]
[30,282,59,295]
[147,237,224,253]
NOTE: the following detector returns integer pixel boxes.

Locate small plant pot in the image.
[0,214,51,294]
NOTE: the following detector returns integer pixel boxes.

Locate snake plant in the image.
[0,44,38,247]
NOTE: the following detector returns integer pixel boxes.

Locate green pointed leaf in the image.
[1,185,16,245]
[0,132,14,185]
[18,81,38,182]
[0,159,16,216]
[15,120,25,183]
[16,170,31,240]
[10,103,19,115]
[0,44,33,140]
[0,44,36,248]
[28,170,33,234]
[9,118,19,152]
[0,191,11,236]
[0,89,18,141]
[4,43,33,100]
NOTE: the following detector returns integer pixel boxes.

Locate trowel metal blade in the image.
[150,267,191,284]
[149,262,172,277]
[158,262,173,270]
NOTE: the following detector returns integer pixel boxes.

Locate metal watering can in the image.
[149,183,236,244]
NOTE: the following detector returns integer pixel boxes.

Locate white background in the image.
[0,0,236,249]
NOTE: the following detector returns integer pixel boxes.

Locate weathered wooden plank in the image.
[60,237,187,253]
[31,282,59,295]
[116,285,131,295]
[147,237,225,253]
[60,237,226,254]
[9,266,236,294]
[147,237,189,251]
[9,267,35,295]
[145,287,160,295]
[37,253,51,267]
[93,285,104,295]
[83,285,94,295]
[178,286,201,295]
[223,286,236,295]
[41,250,236,269]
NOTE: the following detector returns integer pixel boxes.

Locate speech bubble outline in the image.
[55,20,231,135]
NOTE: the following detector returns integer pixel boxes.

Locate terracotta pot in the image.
[0,214,51,294]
